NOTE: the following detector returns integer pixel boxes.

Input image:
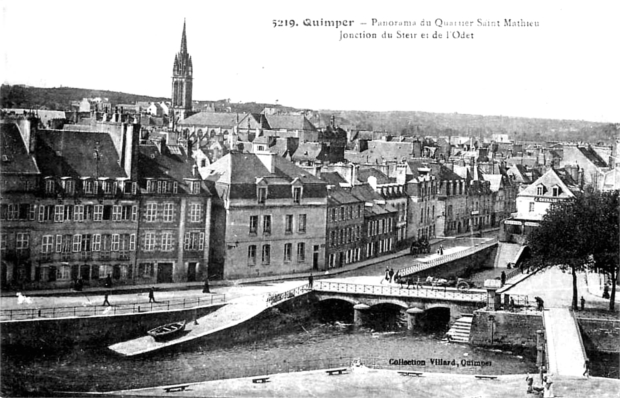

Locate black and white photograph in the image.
[1,0,618,397]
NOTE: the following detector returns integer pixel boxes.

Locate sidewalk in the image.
[1,229,499,299]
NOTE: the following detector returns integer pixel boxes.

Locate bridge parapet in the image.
[314,281,486,303]
[399,238,498,277]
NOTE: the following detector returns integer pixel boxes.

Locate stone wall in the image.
[0,304,224,351]
[470,309,543,349]
[577,317,620,353]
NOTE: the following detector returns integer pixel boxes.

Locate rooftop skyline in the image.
[2,0,618,123]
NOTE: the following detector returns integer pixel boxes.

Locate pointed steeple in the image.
[180,18,187,55]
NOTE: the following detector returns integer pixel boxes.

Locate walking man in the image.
[389,268,395,283]
[439,244,444,255]
[580,296,585,311]
[148,287,156,303]
[103,293,111,306]
[202,279,210,293]
[501,271,507,286]
[308,273,314,289]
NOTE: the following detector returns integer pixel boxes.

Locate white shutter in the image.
[184,232,190,250]
[131,205,138,222]
[173,182,178,194]
[129,234,136,251]
[92,234,101,251]
[198,232,205,250]
[56,234,62,252]
[72,234,82,252]
[38,205,44,222]
[111,234,120,251]
[112,205,121,221]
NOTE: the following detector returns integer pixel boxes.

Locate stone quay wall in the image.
[469,309,543,349]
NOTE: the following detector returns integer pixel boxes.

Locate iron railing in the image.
[399,238,499,277]
[314,280,487,302]
[266,284,310,306]
[0,294,226,321]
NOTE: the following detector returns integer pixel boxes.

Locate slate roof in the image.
[578,146,607,168]
[291,142,327,162]
[0,123,40,175]
[357,168,391,184]
[3,109,67,125]
[203,152,327,200]
[263,114,316,131]
[428,164,464,181]
[366,141,415,163]
[328,189,362,206]
[320,171,348,186]
[179,111,240,127]
[138,144,206,194]
[35,129,126,178]
[519,167,580,198]
[351,184,384,203]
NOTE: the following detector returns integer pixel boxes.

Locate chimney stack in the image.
[257,151,276,174]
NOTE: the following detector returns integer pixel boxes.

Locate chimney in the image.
[257,151,276,173]
[350,163,358,186]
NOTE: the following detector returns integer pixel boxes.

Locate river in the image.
[1,319,537,395]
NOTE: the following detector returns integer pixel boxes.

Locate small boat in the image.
[147,320,186,341]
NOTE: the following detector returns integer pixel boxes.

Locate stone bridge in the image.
[313,280,489,331]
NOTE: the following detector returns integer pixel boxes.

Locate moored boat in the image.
[147,320,186,342]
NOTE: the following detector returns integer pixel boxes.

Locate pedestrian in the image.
[509,297,515,312]
[439,244,444,255]
[203,278,210,293]
[535,297,544,311]
[103,293,111,306]
[543,375,554,397]
[384,268,390,283]
[602,284,610,299]
[75,277,83,292]
[501,271,506,286]
[583,359,590,379]
[539,365,546,385]
[406,277,413,289]
[389,268,394,283]
[580,296,585,311]
[525,374,534,394]
[148,287,156,303]
[308,273,314,289]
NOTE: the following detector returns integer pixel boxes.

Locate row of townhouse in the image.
[0,115,211,290]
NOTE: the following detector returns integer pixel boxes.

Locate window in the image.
[74,205,84,222]
[248,245,257,266]
[45,179,55,194]
[189,203,202,222]
[41,235,54,253]
[262,245,271,265]
[263,215,271,234]
[92,234,101,251]
[147,180,157,193]
[330,230,336,246]
[298,214,306,233]
[184,231,204,251]
[61,235,72,253]
[144,232,156,251]
[297,243,305,262]
[537,185,544,196]
[111,234,120,251]
[84,205,93,221]
[94,205,104,221]
[529,202,535,212]
[0,234,6,251]
[293,187,302,203]
[258,187,267,204]
[16,232,29,250]
[83,180,94,194]
[102,181,113,194]
[145,203,157,222]
[285,214,293,233]
[284,243,292,262]
[8,204,18,220]
[72,234,82,252]
[330,208,336,222]
[55,234,62,252]
[63,179,75,195]
[189,181,201,194]
[163,203,174,222]
[249,215,258,234]
[340,207,345,220]
[161,231,174,251]
[81,234,92,252]
[54,205,64,222]
[552,186,560,197]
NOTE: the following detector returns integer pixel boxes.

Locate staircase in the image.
[494,242,523,268]
[446,315,473,343]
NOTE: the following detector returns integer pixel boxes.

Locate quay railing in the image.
[266,283,310,306]
[399,238,499,277]
[0,294,226,321]
[314,280,487,302]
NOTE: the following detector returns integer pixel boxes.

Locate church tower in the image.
[171,20,193,122]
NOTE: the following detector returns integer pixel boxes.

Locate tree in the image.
[527,188,619,311]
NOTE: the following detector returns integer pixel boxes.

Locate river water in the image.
[2,321,537,395]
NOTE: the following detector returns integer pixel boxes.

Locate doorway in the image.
[157,263,174,283]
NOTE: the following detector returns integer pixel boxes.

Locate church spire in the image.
[180,18,187,55]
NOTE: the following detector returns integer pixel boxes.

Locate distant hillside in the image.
[2,84,616,144]
[0,85,168,110]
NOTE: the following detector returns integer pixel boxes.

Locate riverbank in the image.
[108,368,619,398]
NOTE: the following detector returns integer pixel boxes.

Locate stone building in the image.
[203,151,328,279]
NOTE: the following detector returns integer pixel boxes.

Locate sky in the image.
[1,0,618,123]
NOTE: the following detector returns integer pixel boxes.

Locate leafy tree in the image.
[527,188,619,311]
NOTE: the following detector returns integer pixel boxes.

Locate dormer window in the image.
[536,184,546,196]
[45,179,55,194]
[552,186,561,197]
[83,179,94,194]
[102,180,113,194]
[293,187,302,204]
[258,187,267,204]
[62,179,75,195]
[147,180,157,193]
[188,181,201,194]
